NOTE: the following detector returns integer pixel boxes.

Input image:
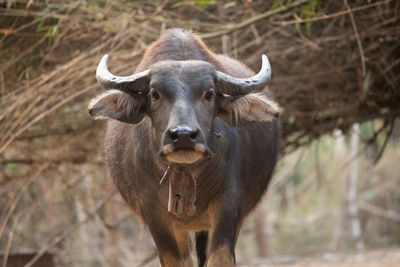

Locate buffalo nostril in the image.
[168,128,179,141]
[190,129,198,140]
[168,127,199,142]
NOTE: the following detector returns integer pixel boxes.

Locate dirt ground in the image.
[237,247,400,267]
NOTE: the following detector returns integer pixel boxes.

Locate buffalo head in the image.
[88,55,279,165]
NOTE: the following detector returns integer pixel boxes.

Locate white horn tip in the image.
[261,54,271,81]
[261,54,270,69]
[101,54,109,64]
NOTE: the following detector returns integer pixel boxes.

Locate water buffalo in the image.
[88,28,280,267]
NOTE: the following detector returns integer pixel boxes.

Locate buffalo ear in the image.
[88,90,147,124]
[216,92,280,126]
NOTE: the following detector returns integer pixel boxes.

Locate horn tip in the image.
[261,54,270,66]
[101,54,109,62]
[261,54,271,77]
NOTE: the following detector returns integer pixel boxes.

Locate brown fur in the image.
[136,29,224,72]
[89,28,280,267]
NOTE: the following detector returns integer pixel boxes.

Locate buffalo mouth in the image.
[160,143,210,165]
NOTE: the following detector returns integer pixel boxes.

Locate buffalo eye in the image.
[204,89,215,101]
[150,89,160,101]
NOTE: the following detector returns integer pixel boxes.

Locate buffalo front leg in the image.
[206,198,242,267]
[195,231,208,267]
[143,213,185,267]
[174,229,195,267]
[149,227,183,267]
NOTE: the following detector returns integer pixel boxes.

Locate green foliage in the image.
[359,121,374,140]
[35,9,62,46]
[6,162,16,170]
[18,68,28,80]
[298,0,321,35]
[270,0,322,35]
[269,0,285,11]
[172,0,216,8]
[288,115,296,124]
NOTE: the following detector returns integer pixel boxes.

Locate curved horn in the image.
[96,54,150,94]
[215,54,271,96]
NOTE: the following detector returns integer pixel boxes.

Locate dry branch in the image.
[273,0,391,27]
[344,0,366,77]
[200,0,311,39]
[359,201,400,222]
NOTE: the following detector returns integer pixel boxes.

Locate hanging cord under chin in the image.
[160,165,197,216]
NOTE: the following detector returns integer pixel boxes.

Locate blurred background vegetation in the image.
[0,0,399,266]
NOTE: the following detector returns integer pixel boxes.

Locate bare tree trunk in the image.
[330,129,345,251]
[346,124,365,251]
